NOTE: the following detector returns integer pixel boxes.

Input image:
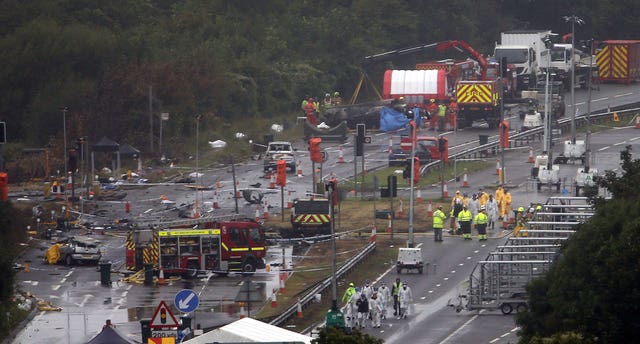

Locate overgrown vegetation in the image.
[2,1,638,178]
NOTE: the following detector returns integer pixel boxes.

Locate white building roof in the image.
[182,317,311,344]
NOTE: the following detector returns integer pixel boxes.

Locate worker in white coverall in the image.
[343,287,359,329]
[377,282,390,319]
[369,292,383,328]
[398,282,413,319]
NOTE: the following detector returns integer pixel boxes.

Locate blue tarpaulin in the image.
[379,107,422,132]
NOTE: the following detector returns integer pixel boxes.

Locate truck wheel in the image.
[241,259,257,274]
[500,303,513,315]
[516,303,528,313]
[65,255,74,266]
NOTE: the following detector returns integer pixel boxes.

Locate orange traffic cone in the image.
[635,116,640,129]
[528,146,535,163]
[396,200,404,218]
[279,272,287,293]
[286,190,293,209]
[296,298,303,318]
[388,137,393,154]
[426,200,433,217]
[268,174,276,189]
[495,159,500,175]
[263,202,269,220]
[213,191,219,209]
[271,289,278,308]
[23,262,30,273]
[386,215,392,233]
[415,189,423,204]
[297,160,304,177]
[158,268,165,285]
[337,145,346,163]
[235,181,241,199]
[462,170,469,188]
[215,181,222,189]
[239,305,247,319]
[255,206,261,222]
[443,183,449,198]
[369,225,377,243]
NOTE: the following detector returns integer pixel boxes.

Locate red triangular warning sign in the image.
[149,300,179,328]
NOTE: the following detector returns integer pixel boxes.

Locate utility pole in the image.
[149,86,154,152]
[564,15,584,144]
[585,38,594,172]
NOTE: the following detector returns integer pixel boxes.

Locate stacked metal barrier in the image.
[466,196,594,314]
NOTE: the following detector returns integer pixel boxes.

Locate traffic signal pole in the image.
[408,120,416,248]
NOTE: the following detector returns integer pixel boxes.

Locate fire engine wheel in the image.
[500,303,513,315]
[241,260,257,274]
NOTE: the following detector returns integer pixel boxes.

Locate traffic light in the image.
[309,137,323,163]
[325,178,339,206]
[413,157,420,184]
[160,308,167,324]
[403,158,411,179]
[356,124,365,156]
[68,149,78,172]
[276,160,287,187]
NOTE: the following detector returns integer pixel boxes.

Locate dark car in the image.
[388,137,440,166]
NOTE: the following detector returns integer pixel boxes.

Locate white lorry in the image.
[494,30,553,92]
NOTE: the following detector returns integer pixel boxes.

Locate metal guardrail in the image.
[420,104,640,176]
[269,242,376,326]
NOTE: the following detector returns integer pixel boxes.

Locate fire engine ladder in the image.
[133,213,246,229]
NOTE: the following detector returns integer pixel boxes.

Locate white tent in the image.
[182,317,311,344]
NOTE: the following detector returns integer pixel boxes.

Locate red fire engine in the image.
[125,218,267,277]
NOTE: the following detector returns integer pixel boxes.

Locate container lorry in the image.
[494,30,553,91]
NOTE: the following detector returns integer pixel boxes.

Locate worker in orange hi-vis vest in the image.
[447,99,458,128]
[501,189,512,219]
[495,185,504,220]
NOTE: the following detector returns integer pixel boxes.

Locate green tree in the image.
[312,326,384,344]
[517,146,640,343]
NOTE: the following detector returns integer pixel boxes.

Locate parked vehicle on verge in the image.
[388,136,443,166]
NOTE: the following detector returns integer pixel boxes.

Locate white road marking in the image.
[500,332,510,338]
[458,263,464,266]
[439,313,480,344]
[466,256,471,260]
[52,285,61,291]
[65,271,73,277]
[614,92,633,98]
[598,146,610,152]
[630,137,640,141]
[614,141,626,146]
[593,97,608,102]
[60,278,66,283]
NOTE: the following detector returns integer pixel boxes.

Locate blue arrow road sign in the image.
[174,289,200,313]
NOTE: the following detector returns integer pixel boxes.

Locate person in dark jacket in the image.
[355,293,370,329]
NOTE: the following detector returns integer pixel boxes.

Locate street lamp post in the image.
[563,15,584,144]
[408,119,416,248]
[62,107,68,176]
[584,38,594,172]
[194,115,201,217]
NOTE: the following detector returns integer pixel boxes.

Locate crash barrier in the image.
[420,104,640,177]
[269,242,376,326]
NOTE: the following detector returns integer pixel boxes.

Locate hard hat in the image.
[430,99,435,103]
[536,205,542,211]
[456,190,460,194]
[399,96,404,101]
[480,205,486,211]
[349,282,354,287]
[518,206,525,212]
[325,93,330,97]
[403,281,408,285]
[437,204,443,209]
[334,91,340,96]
